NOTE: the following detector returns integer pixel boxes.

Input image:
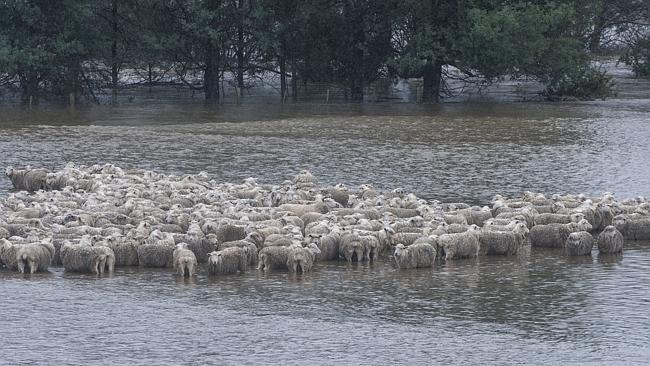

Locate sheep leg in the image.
[29,259,37,274]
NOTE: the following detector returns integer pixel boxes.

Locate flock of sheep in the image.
[1,163,648,277]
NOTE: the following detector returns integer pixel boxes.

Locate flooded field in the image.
[1,86,649,364]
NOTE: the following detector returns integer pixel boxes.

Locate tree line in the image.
[0,0,647,105]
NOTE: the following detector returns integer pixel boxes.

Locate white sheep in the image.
[565,232,594,256]
[207,247,248,275]
[596,226,624,254]
[173,243,198,276]
[393,243,436,269]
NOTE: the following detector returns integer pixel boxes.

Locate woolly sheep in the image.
[613,215,650,241]
[60,242,108,274]
[0,238,21,269]
[529,223,572,248]
[286,243,321,273]
[91,244,116,273]
[306,232,340,261]
[16,239,54,273]
[219,238,258,265]
[478,223,528,256]
[99,235,139,266]
[278,202,329,217]
[596,226,624,254]
[173,243,198,276]
[215,223,247,244]
[207,247,248,275]
[565,232,594,256]
[437,226,480,260]
[393,243,436,269]
[6,167,48,192]
[257,246,291,271]
[566,219,593,233]
[339,232,365,262]
[137,239,175,268]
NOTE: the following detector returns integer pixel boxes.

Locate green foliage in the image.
[545,68,615,100]
[621,35,650,78]
[0,0,639,103]
[462,4,588,84]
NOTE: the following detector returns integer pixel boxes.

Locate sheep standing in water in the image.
[15,239,55,274]
[393,243,436,269]
[565,232,594,256]
[286,243,321,273]
[437,226,480,260]
[529,223,572,248]
[60,242,108,274]
[173,243,197,276]
[478,223,528,256]
[258,245,291,271]
[597,226,624,254]
[208,247,248,275]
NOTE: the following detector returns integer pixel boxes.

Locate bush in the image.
[544,68,614,101]
[621,36,650,78]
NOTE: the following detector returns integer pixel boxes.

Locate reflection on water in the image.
[1,98,650,363]
[1,244,650,364]
[0,100,649,203]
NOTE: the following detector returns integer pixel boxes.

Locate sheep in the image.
[593,203,613,232]
[478,223,528,256]
[286,243,321,273]
[219,239,258,265]
[339,232,366,262]
[443,214,468,225]
[300,212,327,228]
[360,235,380,262]
[393,243,436,269]
[437,226,480,260]
[596,226,624,254]
[60,242,108,274]
[173,243,198,276]
[215,223,247,244]
[98,235,139,266]
[534,212,582,226]
[324,188,349,207]
[91,244,116,273]
[565,232,594,256]
[263,233,295,247]
[257,246,291,271]
[529,223,572,248]
[278,201,329,217]
[207,247,248,275]
[137,240,175,268]
[0,238,21,269]
[613,215,650,241]
[183,231,214,264]
[6,167,48,192]
[566,219,593,233]
[458,207,493,226]
[306,232,340,261]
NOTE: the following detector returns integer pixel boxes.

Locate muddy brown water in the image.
[1,97,649,364]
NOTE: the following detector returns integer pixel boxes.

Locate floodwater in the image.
[1,245,649,364]
[1,69,650,364]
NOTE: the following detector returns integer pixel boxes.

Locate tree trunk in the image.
[111,0,119,91]
[204,39,220,102]
[279,54,286,102]
[236,29,244,97]
[291,58,298,101]
[65,60,82,106]
[350,81,363,102]
[422,59,443,103]
[20,71,39,105]
[236,0,245,97]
